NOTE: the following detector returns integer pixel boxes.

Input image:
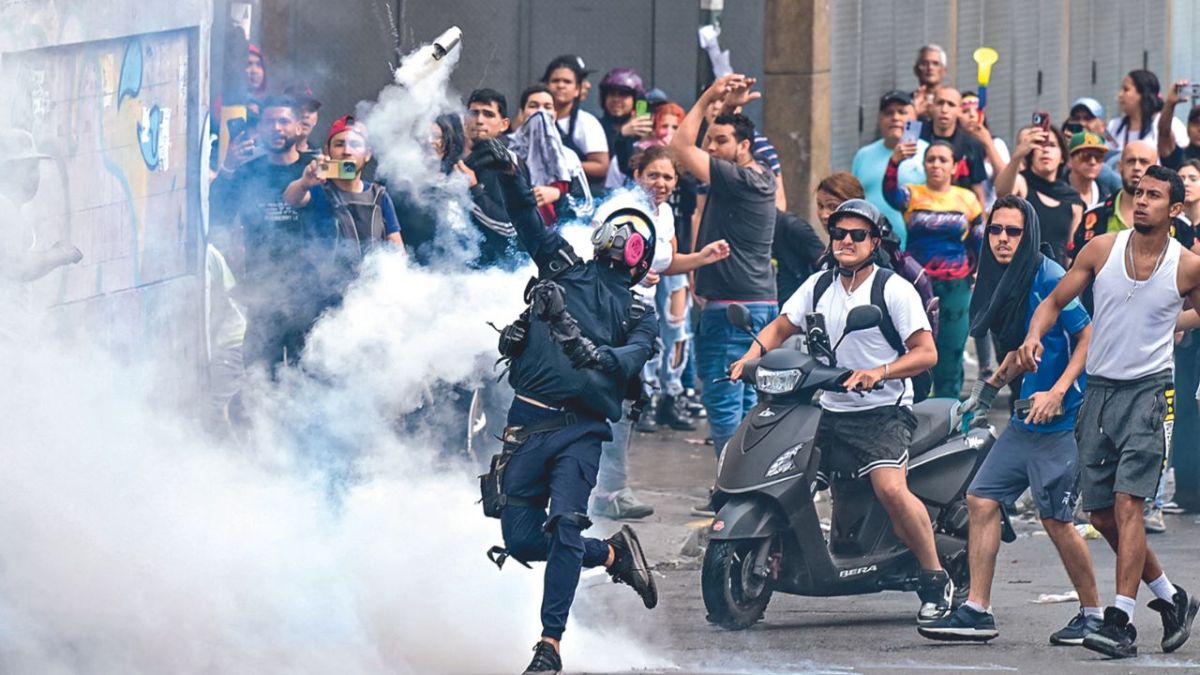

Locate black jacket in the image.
[771,210,826,306]
[498,171,657,422]
[468,166,526,270]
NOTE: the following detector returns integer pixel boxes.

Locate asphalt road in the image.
[567,416,1200,675]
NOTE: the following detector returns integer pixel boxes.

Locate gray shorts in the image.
[816,405,916,481]
[1075,371,1175,511]
[968,426,1079,522]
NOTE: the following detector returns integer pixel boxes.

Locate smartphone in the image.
[901,119,922,145]
[317,159,359,180]
[1032,111,1051,131]
[635,99,649,118]
[1177,83,1200,98]
[1063,121,1084,135]
[226,117,248,140]
[1014,399,1032,419]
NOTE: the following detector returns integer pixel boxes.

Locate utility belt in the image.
[479,410,582,519]
[480,410,582,571]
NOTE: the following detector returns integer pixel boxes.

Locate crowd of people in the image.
[196,40,1200,672]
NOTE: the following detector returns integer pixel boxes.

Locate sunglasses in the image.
[987,225,1025,237]
[829,226,871,243]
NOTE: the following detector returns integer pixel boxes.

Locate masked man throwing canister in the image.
[471,139,658,675]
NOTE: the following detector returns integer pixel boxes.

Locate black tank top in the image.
[1022,170,1075,263]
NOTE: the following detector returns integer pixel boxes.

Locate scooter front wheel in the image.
[702,539,773,630]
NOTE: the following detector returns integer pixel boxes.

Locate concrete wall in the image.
[0,0,211,376]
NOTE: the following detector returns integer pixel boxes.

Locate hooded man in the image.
[920,195,1101,645]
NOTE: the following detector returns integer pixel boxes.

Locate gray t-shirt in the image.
[695,156,778,301]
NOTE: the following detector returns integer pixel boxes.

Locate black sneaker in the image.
[521,641,561,674]
[606,525,658,609]
[916,569,954,625]
[1082,607,1138,659]
[683,388,707,418]
[1150,584,1200,652]
[1049,609,1103,645]
[917,604,998,642]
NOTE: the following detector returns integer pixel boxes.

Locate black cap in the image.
[879,90,913,110]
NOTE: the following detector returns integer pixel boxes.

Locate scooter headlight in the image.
[755,367,802,395]
[765,443,804,478]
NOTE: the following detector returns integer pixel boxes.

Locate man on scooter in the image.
[919,194,1102,644]
[730,199,950,625]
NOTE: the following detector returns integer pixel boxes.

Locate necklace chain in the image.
[1124,232,1170,302]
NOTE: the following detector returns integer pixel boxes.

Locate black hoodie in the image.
[969,197,1046,356]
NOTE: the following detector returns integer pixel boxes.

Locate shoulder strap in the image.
[870,269,907,355]
[810,269,837,314]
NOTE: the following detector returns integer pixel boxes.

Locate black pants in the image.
[500,399,611,640]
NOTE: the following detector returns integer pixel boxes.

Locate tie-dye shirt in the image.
[883,162,983,280]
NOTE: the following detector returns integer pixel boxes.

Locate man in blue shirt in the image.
[920,195,1102,645]
[852,91,928,249]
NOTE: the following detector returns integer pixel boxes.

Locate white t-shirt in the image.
[1105,113,1188,153]
[780,267,930,412]
[557,109,608,156]
[634,202,678,299]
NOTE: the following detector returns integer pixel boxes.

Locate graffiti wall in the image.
[0,0,211,381]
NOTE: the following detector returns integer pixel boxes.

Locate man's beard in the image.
[268,136,298,155]
[1133,223,1156,234]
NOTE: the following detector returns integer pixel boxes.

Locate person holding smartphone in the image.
[994,121,1084,264]
[597,67,652,189]
[1157,80,1200,170]
[851,90,928,250]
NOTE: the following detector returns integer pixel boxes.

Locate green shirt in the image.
[1104,190,1128,233]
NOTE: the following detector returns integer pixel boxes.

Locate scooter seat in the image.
[909,398,956,458]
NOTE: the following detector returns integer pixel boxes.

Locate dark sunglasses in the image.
[829,226,871,243]
[987,225,1024,237]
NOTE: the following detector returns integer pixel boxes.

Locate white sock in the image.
[1115,594,1137,620]
[1148,573,1177,603]
[964,600,989,614]
[1083,606,1103,619]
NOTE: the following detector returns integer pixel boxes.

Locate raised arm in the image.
[1159,81,1187,161]
[882,149,915,213]
[671,74,750,185]
[995,127,1042,199]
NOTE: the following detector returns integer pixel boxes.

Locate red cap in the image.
[327,115,367,144]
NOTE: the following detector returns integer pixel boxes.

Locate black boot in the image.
[521,641,561,674]
[1150,584,1200,652]
[606,525,658,609]
[657,394,697,431]
[634,396,659,433]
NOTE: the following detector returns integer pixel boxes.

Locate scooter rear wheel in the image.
[702,539,773,630]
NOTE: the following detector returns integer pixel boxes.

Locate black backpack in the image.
[810,268,932,401]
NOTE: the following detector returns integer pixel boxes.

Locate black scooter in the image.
[701,304,996,629]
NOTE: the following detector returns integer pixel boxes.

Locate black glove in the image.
[466,137,517,174]
[593,346,619,373]
[530,281,567,321]
[562,334,601,370]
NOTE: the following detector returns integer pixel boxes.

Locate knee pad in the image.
[544,511,593,535]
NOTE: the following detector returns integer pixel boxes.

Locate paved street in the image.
[572,413,1200,675]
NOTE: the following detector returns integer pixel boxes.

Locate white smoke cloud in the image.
[0,33,672,675]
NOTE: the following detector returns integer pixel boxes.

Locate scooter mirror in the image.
[726,303,753,332]
[844,305,883,333]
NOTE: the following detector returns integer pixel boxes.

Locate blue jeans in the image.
[696,302,778,457]
[597,413,632,495]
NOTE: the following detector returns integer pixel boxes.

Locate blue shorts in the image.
[967,425,1079,523]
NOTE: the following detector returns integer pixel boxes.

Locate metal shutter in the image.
[1067,1,1094,104]
[1091,0,1123,110]
[1144,0,1168,77]
[981,0,1018,147]
[831,0,863,169]
[1036,0,1067,122]
[860,0,900,147]
[889,2,925,86]
[955,0,985,91]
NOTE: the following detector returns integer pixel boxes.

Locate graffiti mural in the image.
[1,30,197,318]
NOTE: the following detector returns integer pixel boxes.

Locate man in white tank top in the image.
[1019,165,1200,658]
